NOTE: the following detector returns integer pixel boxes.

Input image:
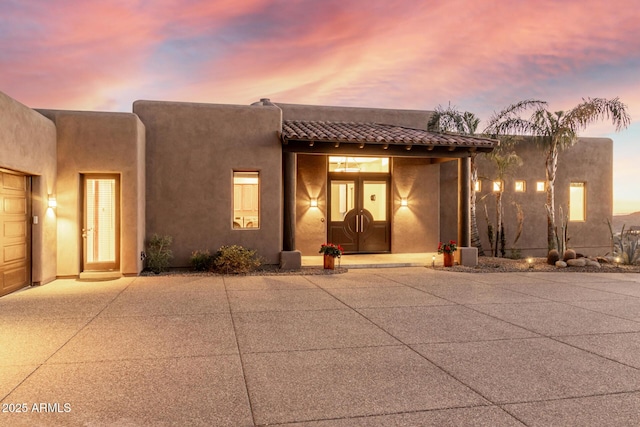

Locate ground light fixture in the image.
[527,257,534,269]
[432,254,436,268]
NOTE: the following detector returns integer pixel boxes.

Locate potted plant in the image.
[319,243,344,270]
[438,240,457,267]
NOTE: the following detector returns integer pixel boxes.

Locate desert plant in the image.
[213,245,262,274]
[483,203,494,256]
[145,234,173,273]
[554,206,570,254]
[547,249,560,265]
[563,249,577,262]
[190,249,214,271]
[607,222,640,265]
[485,97,630,250]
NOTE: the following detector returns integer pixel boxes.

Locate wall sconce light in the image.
[400,197,408,207]
[310,198,318,208]
[48,195,57,208]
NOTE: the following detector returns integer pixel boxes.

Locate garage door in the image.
[0,170,31,297]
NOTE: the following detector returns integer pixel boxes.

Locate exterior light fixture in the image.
[401,197,408,207]
[310,198,318,208]
[432,254,436,268]
[615,256,621,267]
[527,257,534,269]
[48,195,57,208]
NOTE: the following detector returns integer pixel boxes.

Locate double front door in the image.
[328,175,390,253]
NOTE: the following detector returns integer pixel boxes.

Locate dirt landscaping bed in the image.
[444,256,640,273]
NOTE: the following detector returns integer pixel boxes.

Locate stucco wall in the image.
[392,158,440,253]
[134,100,283,266]
[447,137,613,257]
[296,154,327,255]
[39,110,145,276]
[278,103,432,129]
[0,91,57,284]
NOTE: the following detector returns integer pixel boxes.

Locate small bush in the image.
[145,234,173,273]
[563,249,576,262]
[547,249,560,265]
[213,245,262,274]
[190,250,214,271]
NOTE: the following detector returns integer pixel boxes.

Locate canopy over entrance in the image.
[279,119,498,254]
[281,120,498,156]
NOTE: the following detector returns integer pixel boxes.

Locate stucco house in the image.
[1,91,613,297]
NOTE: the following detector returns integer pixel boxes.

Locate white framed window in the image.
[474,181,482,192]
[569,182,586,221]
[233,171,259,229]
[515,180,526,192]
[492,180,503,192]
[536,181,545,192]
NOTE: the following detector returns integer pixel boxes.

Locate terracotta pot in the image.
[323,254,335,270]
[443,252,454,267]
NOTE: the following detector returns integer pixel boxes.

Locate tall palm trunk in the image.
[469,154,484,255]
[545,144,558,250]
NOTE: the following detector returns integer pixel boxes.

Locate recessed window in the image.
[233,172,259,229]
[474,181,481,192]
[569,182,586,222]
[515,180,526,192]
[536,181,545,192]
[492,180,503,192]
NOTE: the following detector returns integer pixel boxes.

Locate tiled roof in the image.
[282,120,497,150]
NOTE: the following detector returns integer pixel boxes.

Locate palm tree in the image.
[428,105,485,255]
[485,98,631,250]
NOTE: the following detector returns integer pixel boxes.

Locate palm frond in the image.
[564,97,631,132]
[483,99,547,136]
[428,104,479,135]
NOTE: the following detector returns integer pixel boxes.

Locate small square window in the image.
[515,181,526,192]
[474,181,481,192]
[492,180,503,192]
[536,181,545,192]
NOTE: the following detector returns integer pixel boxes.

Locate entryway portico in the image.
[280,119,497,261]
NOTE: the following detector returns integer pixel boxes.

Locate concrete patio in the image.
[2,268,640,426]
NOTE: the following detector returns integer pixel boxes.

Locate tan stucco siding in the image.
[1,91,57,284]
[296,154,327,255]
[134,101,283,266]
[469,137,613,256]
[392,158,440,253]
[39,110,145,276]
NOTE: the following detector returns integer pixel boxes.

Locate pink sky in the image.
[1,0,638,213]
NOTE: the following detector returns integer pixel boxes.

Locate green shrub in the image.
[213,245,262,274]
[145,234,173,273]
[190,249,214,271]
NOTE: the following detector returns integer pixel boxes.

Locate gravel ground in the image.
[445,256,640,273]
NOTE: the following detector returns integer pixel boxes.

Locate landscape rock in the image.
[567,258,587,267]
[585,259,601,268]
[555,260,568,268]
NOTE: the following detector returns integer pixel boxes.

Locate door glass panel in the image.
[86,178,116,263]
[363,181,387,221]
[330,180,355,221]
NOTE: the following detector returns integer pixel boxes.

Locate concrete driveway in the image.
[1,268,640,426]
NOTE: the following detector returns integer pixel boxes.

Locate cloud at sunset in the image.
[1,0,638,211]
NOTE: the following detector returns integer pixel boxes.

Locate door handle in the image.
[360,215,364,232]
[355,215,359,233]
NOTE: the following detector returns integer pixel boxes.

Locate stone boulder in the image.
[585,259,601,268]
[567,258,587,267]
[555,260,568,268]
